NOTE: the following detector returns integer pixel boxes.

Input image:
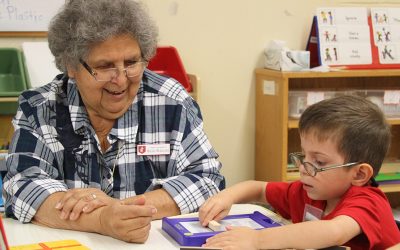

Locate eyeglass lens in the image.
[290,154,316,176]
[94,63,146,81]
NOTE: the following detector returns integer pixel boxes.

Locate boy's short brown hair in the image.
[299,95,391,176]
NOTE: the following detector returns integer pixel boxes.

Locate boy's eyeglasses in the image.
[79,59,147,82]
[289,152,359,177]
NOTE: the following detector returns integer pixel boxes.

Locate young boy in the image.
[199,95,400,250]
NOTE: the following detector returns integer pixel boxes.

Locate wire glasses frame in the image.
[289,152,359,177]
[79,59,147,82]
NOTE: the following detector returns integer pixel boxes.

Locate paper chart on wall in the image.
[316,7,372,66]
[371,8,400,64]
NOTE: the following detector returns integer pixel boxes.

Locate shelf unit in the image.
[255,68,400,202]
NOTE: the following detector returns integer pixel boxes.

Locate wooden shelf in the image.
[0,115,14,145]
[255,68,400,79]
[0,97,18,102]
[380,184,400,193]
[255,68,400,205]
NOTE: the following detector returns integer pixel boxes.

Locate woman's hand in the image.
[198,191,234,227]
[55,188,115,220]
[202,226,260,250]
[99,196,157,243]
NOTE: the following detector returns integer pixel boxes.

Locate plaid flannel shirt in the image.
[4,69,225,222]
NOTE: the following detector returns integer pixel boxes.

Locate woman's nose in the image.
[110,68,129,84]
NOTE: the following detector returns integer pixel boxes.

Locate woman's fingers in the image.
[69,198,90,220]
[55,188,110,220]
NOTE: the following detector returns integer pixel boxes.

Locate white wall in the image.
[144,0,400,187]
[1,0,399,187]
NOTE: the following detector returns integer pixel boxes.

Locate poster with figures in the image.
[316,7,372,65]
[371,8,400,64]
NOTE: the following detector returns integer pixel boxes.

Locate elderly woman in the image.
[3,0,225,243]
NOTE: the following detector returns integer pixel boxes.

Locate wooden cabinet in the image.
[0,108,14,172]
[255,68,400,203]
[0,98,16,150]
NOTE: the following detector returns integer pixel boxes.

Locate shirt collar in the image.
[67,78,90,134]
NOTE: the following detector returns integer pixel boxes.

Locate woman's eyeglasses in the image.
[80,59,147,82]
[289,152,359,177]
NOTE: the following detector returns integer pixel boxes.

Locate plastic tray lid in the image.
[147,46,192,92]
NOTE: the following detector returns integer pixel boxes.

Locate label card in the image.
[316,7,368,26]
[384,90,400,104]
[137,144,170,156]
[307,92,325,106]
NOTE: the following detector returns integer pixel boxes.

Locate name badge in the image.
[303,204,323,221]
[137,144,170,156]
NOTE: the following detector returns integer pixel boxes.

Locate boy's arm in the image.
[256,215,361,249]
[228,180,268,204]
[216,180,268,204]
[204,215,361,249]
[199,180,267,226]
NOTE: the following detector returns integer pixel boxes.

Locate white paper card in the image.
[307,92,325,106]
[371,8,400,64]
[371,8,400,26]
[384,90,400,104]
[378,43,400,64]
[180,218,264,234]
[320,43,372,65]
[318,25,371,44]
[316,8,368,26]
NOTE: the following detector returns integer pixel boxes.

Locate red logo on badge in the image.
[138,145,146,154]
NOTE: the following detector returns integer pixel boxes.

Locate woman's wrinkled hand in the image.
[99,196,157,243]
[55,188,115,220]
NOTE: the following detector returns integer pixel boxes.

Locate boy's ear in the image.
[351,163,374,186]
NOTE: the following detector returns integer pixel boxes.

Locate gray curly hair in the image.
[48,0,158,72]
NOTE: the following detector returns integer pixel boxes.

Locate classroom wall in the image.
[145,0,400,187]
[1,0,399,187]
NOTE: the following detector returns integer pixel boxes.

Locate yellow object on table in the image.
[10,239,89,250]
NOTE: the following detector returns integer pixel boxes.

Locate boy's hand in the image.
[202,226,260,250]
[198,192,234,227]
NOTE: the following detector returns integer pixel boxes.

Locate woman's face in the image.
[68,34,144,120]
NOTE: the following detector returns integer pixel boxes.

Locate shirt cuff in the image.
[6,176,67,223]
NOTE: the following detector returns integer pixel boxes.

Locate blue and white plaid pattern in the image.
[3,69,225,223]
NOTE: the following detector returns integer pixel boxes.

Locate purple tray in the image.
[162,211,282,246]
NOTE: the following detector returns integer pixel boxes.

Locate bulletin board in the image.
[0,0,64,37]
